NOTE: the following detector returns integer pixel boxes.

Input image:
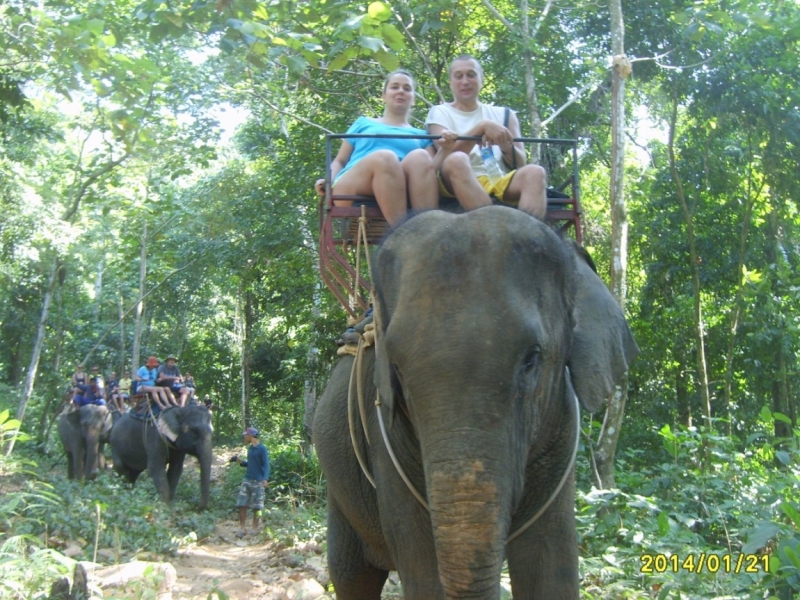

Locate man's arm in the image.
[499,111,527,170]
[428,119,520,159]
[260,447,270,486]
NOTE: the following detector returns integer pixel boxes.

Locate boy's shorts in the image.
[437,170,517,204]
[236,479,265,510]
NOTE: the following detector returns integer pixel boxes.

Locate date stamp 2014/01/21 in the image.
[640,553,769,574]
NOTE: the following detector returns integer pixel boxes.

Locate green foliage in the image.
[578,417,800,598]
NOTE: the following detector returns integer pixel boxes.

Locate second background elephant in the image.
[110,403,213,509]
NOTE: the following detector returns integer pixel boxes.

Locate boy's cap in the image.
[243,427,259,437]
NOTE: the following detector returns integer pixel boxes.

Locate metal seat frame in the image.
[318,134,583,319]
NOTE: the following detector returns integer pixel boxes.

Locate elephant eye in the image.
[522,345,541,373]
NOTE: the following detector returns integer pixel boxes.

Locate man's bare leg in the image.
[440,152,492,211]
[504,164,547,219]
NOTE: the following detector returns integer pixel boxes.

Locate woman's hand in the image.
[314,178,326,197]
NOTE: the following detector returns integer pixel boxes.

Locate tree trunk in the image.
[240,285,253,428]
[519,0,544,162]
[594,0,631,489]
[118,291,126,375]
[39,286,64,442]
[766,209,792,441]
[723,152,760,435]
[132,221,147,372]
[676,353,691,427]
[8,258,59,455]
[667,96,713,464]
[93,258,104,321]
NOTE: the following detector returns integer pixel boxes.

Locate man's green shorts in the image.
[236,479,265,510]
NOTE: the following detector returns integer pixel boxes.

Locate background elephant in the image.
[313,207,639,599]
[57,404,116,481]
[110,402,213,509]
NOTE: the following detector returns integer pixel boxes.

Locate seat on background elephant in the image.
[313,206,639,600]
[110,402,213,510]
[58,403,117,481]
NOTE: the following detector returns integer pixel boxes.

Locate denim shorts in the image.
[236,479,265,510]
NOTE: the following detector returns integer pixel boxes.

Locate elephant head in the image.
[159,403,214,509]
[60,404,114,481]
[371,207,638,596]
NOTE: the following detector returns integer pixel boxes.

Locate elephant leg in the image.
[65,450,75,479]
[97,442,106,471]
[377,489,442,599]
[507,476,579,600]
[74,445,86,481]
[327,499,388,599]
[124,468,143,484]
[166,452,184,502]
[147,437,171,502]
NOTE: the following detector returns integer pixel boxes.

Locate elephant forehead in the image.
[379,208,567,304]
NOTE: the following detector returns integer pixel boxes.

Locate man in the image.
[73,377,105,408]
[232,427,270,538]
[90,366,105,398]
[156,355,190,407]
[116,371,133,409]
[425,55,547,218]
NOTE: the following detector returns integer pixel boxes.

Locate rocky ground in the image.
[82,519,404,599]
[82,449,404,599]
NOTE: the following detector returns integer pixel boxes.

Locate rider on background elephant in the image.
[313,207,639,599]
[110,402,213,509]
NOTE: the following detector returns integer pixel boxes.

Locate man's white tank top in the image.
[425,102,510,177]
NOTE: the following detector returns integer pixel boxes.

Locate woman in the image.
[134,356,172,411]
[315,70,457,224]
[70,363,87,401]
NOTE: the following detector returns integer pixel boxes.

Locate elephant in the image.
[313,206,639,599]
[110,402,213,509]
[57,404,118,481]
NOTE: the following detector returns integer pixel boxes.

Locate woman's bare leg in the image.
[402,149,438,210]
[332,150,407,225]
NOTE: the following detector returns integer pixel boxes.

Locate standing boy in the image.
[232,427,270,538]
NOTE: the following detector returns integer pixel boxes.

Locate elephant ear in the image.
[159,406,182,435]
[65,410,81,427]
[372,243,403,417]
[566,241,639,413]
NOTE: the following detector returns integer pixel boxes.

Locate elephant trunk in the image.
[84,432,101,480]
[198,444,212,510]
[426,445,511,599]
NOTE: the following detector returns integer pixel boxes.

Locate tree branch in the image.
[393,7,445,103]
[480,0,513,29]
[529,0,554,39]
[259,95,333,134]
[61,90,155,222]
[541,77,604,128]
[81,257,202,365]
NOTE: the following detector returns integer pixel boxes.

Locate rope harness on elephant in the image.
[141,403,178,452]
[347,315,581,544]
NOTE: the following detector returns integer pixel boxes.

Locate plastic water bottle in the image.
[480,146,504,185]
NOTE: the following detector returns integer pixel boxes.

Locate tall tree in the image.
[594,0,632,488]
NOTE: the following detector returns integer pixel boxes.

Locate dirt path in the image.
[168,519,402,599]
[164,451,402,600]
[170,520,329,599]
